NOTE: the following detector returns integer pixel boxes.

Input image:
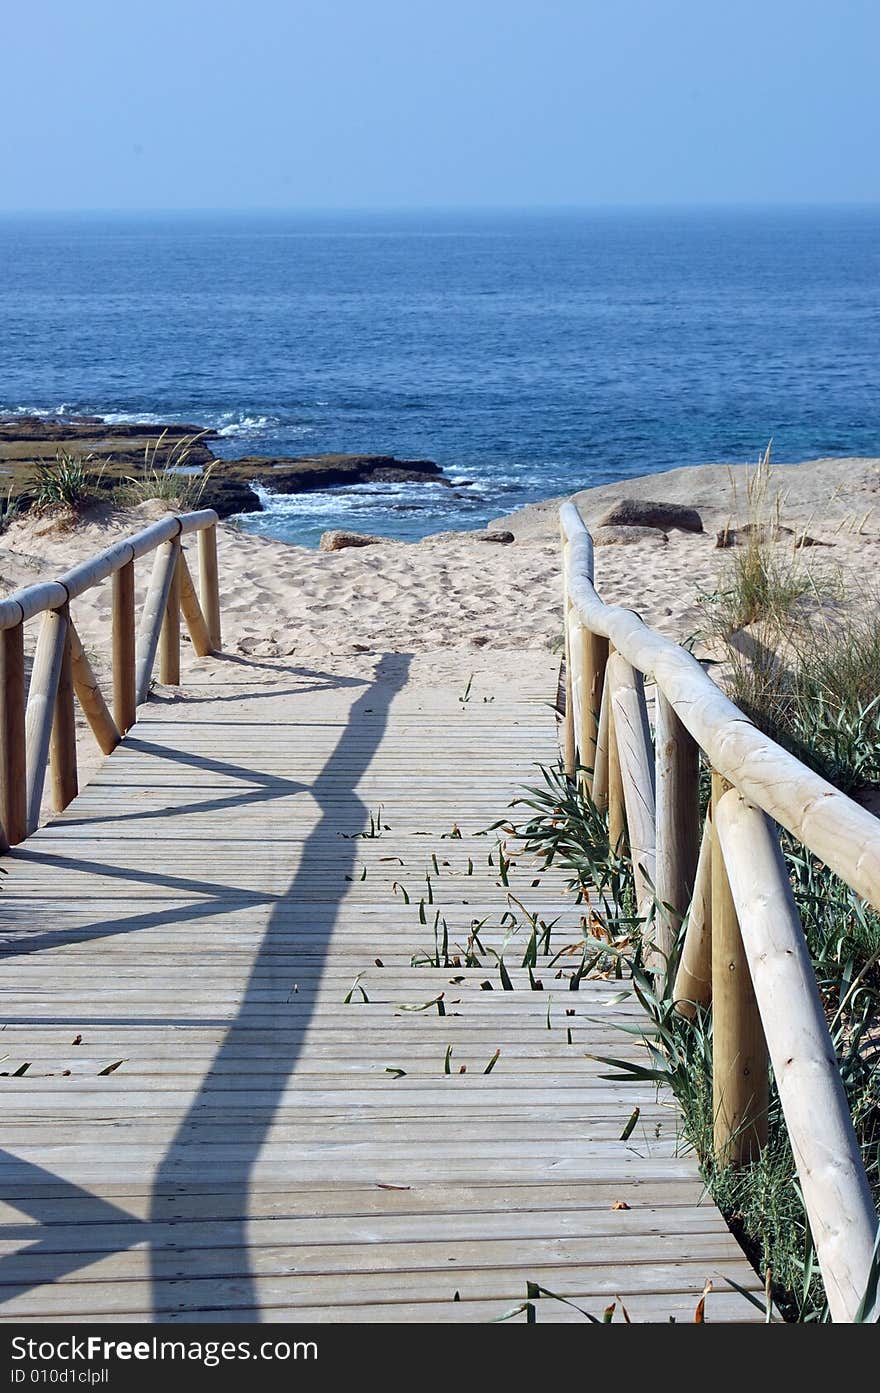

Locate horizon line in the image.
[1,199,880,218]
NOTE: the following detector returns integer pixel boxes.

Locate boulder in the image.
[595,499,703,533]
[319,530,385,551]
[593,524,668,546]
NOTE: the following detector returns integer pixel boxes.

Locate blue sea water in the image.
[1,207,878,546]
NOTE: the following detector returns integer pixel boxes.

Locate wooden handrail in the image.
[0,509,221,847]
[560,497,880,1322]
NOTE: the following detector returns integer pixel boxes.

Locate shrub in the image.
[118,430,215,510]
[33,451,102,512]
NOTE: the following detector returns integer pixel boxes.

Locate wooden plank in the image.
[0,655,761,1323]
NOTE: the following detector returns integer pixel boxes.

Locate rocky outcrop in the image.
[209,454,445,518]
[0,416,213,446]
[0,417,448,520]
[594,499,703,533]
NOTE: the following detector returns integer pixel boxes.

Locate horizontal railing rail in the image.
[0,509,221,848]
[560,498,879,1323]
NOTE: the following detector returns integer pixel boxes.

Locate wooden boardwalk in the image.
[0,653,762,1322]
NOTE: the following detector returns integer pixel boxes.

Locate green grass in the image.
[33,450,103,513]
[0,486,23,534]
[117,430,215,510]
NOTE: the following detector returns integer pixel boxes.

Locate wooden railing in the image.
[0,510,221,848]
[560,498,879,1323]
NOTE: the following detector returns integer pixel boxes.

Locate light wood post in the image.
[0,621,26,846]
[69,622,120,756]
[607,694,627,857]
[112,559,136,734]
[135,538,181,705]
[716,788,878,1322]
[159,542,181,686]
[559,524,576,777]
[673,813,713,1017]
[198,523,222,653]
[579,629,608,793]
[654,690,701,961]
[178,549,213,657]
[49,604,78,813]
[609,653,657,921]
[711,771,769,1167]
[25,605,70,833]
[591,669,610,813]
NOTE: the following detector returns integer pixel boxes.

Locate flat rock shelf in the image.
[0,654,762,1322]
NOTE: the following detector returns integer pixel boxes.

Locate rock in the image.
[479,530,514,544]
[593,524,668,546]
[795,533,833,548]
[595,499,703,533]
[716,522,792,548]
[237,637,284,658]
[714,522,832,549]
[319,530,385,551]
[0,416,214,446]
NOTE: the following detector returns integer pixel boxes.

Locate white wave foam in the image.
[246,477,459,521]
[100,411,165,425]
[2,403,75,419]
[214,412,280,438]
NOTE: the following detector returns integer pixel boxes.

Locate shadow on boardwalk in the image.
[0,653,410,1316]
[148,651,411,1314]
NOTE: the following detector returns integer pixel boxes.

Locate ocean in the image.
[1,207,878,546]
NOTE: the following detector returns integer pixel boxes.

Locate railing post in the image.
[198,523,222,653]
[654,690,701,962]
[560,527,576,778]
[49,603,78,813]
[711,770,769,1167]
[69,622,120,756]
[136,536,182,705]
[591,667,610,813]
[112,558,136,734]
[579,629,608,794]
[0,620,27,846]
[606,657,627,856]
[608,652,657,922]
[159,541,182,686]
[673,813,713,1017]
[25,604,70,834]
[716,788,878,1322]
[178,549,213,657]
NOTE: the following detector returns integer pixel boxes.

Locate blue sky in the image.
[3,0,879,210]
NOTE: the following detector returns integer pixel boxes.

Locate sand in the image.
[2,453,879,819]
